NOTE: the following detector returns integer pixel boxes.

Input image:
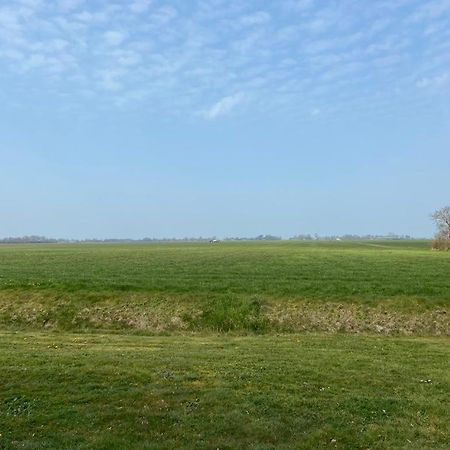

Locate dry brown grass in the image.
[0,290,448,335]
[264,300,449,335]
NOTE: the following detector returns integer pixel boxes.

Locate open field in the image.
[0,241,449,448]
[0,332,449,449]
[0,240,449,334]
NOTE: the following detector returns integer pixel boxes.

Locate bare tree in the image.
[432,206,450,250]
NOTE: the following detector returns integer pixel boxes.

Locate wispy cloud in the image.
[0,0,449,119]
[130,0,153,14]
[103,30,126,46]
[57,0,85,13]
[416,72,449,88]
[203,93,245,119]
[241,11,271,26]
[98,68,124,91]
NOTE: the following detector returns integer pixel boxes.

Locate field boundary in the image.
[1,290,448,336]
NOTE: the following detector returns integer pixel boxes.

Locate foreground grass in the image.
[0,241,449,334]
[0,332,448,449]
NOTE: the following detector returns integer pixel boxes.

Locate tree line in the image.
[1,207,448,248]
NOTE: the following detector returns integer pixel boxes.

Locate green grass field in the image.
[0,240,448,334]
[1,332,449,449]
[1,240,449,301]
[0,241,449,448]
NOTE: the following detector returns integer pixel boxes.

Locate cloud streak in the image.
[203,93,245,119]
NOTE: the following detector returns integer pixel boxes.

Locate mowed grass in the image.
[0,332,448,449]
[0,241,449,334]
[0,240,449,302]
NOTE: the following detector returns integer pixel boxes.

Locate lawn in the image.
[0,332,448,449]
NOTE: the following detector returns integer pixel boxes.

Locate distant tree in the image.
[432,206,450,250]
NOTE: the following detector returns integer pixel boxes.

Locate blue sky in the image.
[1,0,449,238]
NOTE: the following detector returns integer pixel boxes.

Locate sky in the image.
[1,0,450,239]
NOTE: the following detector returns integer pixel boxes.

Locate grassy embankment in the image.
[0,240,448,334]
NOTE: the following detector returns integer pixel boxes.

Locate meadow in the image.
[0,241,449,449]
[0,240,448,334]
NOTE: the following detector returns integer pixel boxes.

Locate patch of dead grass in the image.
[0,290,448,335]
[264,300,449,335]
